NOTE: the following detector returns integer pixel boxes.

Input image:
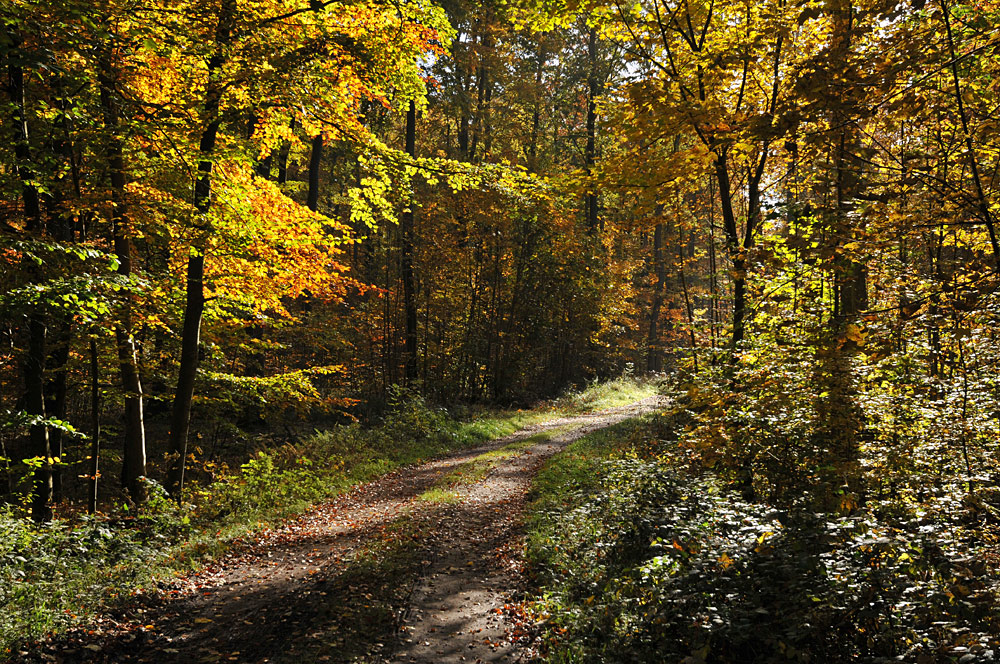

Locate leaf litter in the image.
[10,397,664,664]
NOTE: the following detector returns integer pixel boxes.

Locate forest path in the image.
[25,397,664,664]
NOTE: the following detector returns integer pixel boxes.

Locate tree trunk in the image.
[248,112,272,179]
[707,178,720,355]
[20,325,49,525]
[256,152,273,179]
[167,253,205,497]
[45,88,83,501]
[469,26,494,163]
[45,327,70,500]
[25,317,52,521]
[585,26,599,233]
[458,116,470,160]
[814,0,865,507]
[480,42,494,159]
[713,152,747,350]
[277,117,295,184]
[527,41,546,172]
[678,221,698,369]
[470,63,487,161]
[647,221,665,372]
[401,101,418,382]
[7,31,51,520]
[455,32,472,161]
[307,133,323,211]
[940,0,1000,270]
[834,127,868,319]
[168,0,235,497]
[5,29,41,230]
[88,338,101,514]
[98,54,148,503]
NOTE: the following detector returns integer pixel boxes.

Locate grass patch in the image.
[447,375,658,439]
[417,434,566,503]
[416,434,554,502]
[416,487,461,504]
[526,414,657,528]
[549,375,658,414]
[1,377,657,657]
[440,434,554,487]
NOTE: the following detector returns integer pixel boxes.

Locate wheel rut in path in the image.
[16,397,664,664]
[381,397,663,664]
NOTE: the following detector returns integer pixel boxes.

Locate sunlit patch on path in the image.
[16,397,664,664]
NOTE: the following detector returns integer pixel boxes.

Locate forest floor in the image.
[14,396,665,664]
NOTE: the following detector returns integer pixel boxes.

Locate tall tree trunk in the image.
[256,152,273,179]
[707,178,720,355]
[458,116,470,160]
[46,88,82,501]
[469,26,494,163]
[401,101,418,382]
[88,338,101,514]
[25,316,52,521]
[480,34,495,160]
[98,54,148,503]
[678,221,698,369]
[585,26,599,233]
[646,221,665,372]
[7,31,51,520]
[834,128,868,318]
[455,31,473,161]
[940,0,1000,270]
[828,0,866,321]
[248,111,272,179]
[5,29,41,230]
[168,0,235,497]
[705,26,780,358]
[45,327,70,500]
[527,41,546,172]
[713,151,747,351]
[814,0,865,507]
[470,62,487,162]
[307,134,323,211]
[277,117,295,184]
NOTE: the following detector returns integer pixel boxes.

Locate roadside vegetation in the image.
[0,377,653,657]
[525,380,1000,663]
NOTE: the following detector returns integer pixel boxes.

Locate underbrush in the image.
[525,408,1000,663]
[0,376,651,657]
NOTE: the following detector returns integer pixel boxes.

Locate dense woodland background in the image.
[2,0,1000,659]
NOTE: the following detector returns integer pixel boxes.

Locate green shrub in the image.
[0,506,163,652]
[384,384,450,441]
[526,419,999,663]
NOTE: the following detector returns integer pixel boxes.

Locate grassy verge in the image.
[0,376,655,657]
[524,403,1000,663]
[444,374,658,439]
[546,375,658,414]
[417,432,560,504]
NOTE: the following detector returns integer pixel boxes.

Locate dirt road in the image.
[17,397,663,664]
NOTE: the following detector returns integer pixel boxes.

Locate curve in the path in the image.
[15,397,664,664]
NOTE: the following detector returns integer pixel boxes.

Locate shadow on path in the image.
[12,397,664,664]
